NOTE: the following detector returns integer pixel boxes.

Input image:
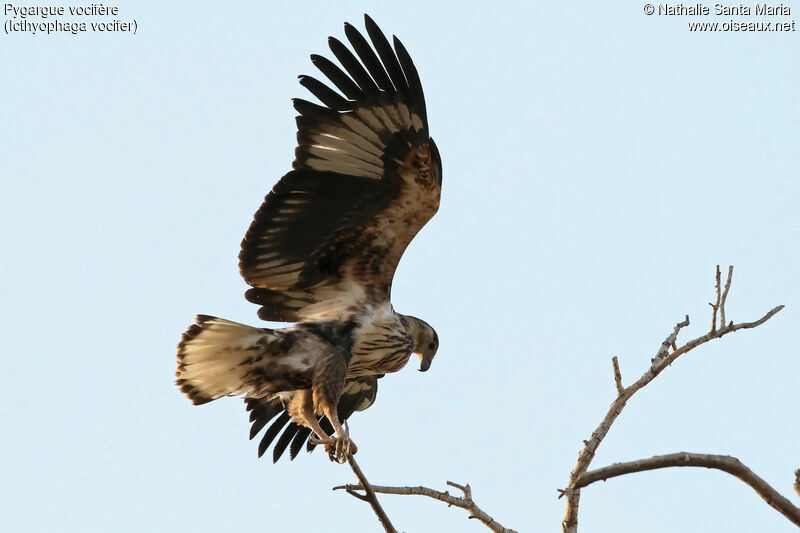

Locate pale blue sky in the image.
[2,2,798,532]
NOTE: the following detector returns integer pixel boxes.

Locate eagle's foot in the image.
[308,434,356,462]
[309,435,336,446]
[328,435,357,463]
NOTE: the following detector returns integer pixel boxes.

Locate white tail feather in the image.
[176,315,275,405]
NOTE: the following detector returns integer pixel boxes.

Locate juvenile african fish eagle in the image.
[176,14,441,463]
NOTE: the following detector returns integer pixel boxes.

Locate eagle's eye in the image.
[428,342,436,349]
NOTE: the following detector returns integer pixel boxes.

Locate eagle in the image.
[176,14,441,464]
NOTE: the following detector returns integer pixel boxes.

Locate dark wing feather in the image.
[259,411,291,458]
[272,422,303,463]
[298,75,351,111]
[246,377,380,461]
[392,36,427,126]
[328,36,380,96]
[364,15,409,97]
[245,397,281,439]
[344,22,394,91]
[310,54,362,100]
[239,15,441,322]
[288,426,313,460]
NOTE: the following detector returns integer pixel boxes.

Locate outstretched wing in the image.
[239,15,442,322]
[245,376,380,462]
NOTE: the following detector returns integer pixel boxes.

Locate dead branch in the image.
[561,266,785,533]
[611,356,624,396]
[336,454,398,533]
[709,265,722,332]
[336,480,517,533]
[720,265,733,327]
[574,453,800,527]
[709,265,734,332]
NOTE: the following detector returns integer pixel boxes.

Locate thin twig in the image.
[448,480,470,494]
[574,453,800,527]
[611,356,624,396]
[653,315,690,364]
[335,454,398,533]
[561,267,785,533]
[710,265,722,333]
[346,488,370,502]
[337,481,517,533]
[720,266,733,328]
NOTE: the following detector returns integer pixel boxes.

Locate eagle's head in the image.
[405,316,439,372]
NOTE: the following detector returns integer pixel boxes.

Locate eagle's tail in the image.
[175,315,278,405]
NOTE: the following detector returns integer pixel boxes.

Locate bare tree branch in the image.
[611,356,624,396]
[710,265,722,333]
[335,454,398,533]
[574,453,800,527]
[561,266,785,533]
[709,265,734,331]
[720,265,733,328]
[336,480,518,533]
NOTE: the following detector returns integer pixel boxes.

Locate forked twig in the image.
[334,454,398,533]
[336,479,517,533]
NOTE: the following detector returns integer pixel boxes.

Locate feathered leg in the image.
[311,350,357,463]
[287,389,334,444]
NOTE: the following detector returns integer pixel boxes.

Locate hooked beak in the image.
[418,354,433,372]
